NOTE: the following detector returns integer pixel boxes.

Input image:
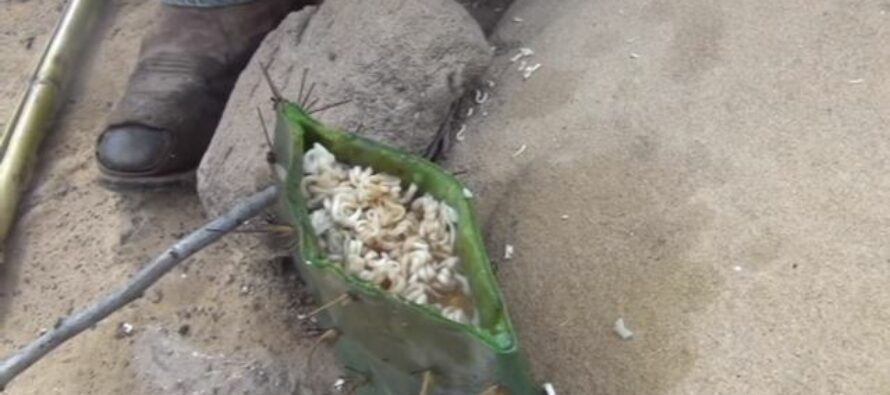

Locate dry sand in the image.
[449,0,890,394]
[4,0,890,394]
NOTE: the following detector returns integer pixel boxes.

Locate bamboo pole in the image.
[0,0,106,245]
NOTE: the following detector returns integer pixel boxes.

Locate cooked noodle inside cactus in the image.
[302,143,475,324]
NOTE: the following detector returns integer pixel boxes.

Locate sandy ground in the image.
[1,2,339,394]
[450,0,890,394]
[4,0,890,394]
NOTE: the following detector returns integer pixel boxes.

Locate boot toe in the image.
[97,126,170,174]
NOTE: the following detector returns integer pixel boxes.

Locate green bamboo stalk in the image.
[0,0,106,245]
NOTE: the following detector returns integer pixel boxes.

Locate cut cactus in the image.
[273,101,537,395]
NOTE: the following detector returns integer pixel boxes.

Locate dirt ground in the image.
[5,0,890,394]
[1,2,339,394]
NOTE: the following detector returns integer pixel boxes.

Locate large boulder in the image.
[197,0,492,216]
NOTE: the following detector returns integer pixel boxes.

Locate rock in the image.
[456,0,514,35]
[197,0,492,217]
[133,327,296,395]
[196,8,315,219]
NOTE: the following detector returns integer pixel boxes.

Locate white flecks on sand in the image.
[474,89,489,104]
[613,318,634,340]
[509,47,535,63]
[522,63,542,80]
[455,124,468,142]
[504,244,515,260]
[512,144,528,157]
[543,382,558,395]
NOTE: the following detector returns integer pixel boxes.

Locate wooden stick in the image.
[0,185,280,390]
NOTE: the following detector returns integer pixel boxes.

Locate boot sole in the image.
[98,168,196,192]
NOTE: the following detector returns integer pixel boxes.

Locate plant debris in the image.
[613,318,634,340]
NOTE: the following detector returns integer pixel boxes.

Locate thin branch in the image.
[0,185,280,390]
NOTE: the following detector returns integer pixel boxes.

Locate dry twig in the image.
[0,185,280,389]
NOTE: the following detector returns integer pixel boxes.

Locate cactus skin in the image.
[273,102,538,395]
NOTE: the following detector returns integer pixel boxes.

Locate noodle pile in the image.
[301,143,475,324]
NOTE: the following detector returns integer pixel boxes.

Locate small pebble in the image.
[116,322,134,338]
[333,378,347,392]
[149,289,164,304]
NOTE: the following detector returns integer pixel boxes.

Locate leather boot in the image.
[96,0,299,190]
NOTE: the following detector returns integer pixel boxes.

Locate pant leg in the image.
[162,0,263,7]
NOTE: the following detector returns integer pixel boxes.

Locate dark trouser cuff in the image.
[161,0,262,8]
